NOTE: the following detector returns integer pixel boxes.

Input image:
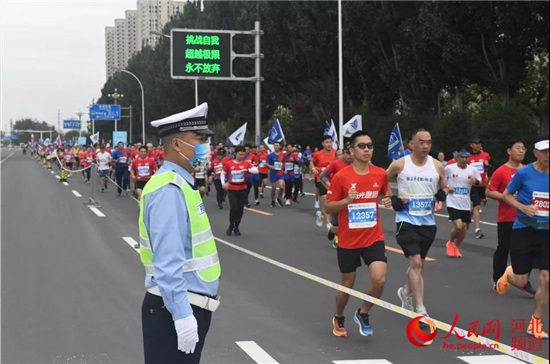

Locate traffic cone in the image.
[60,168,67,182]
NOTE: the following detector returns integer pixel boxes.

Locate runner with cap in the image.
[496,136,549,339]
[486,138,536,295]
[140,102,221,363]
[130,145,157,201]
[266,142,286,207]
[469,138,492,238]
[444,147,481,258]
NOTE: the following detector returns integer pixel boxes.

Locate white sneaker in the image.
[285,199,291,206]
[326,223,332,231]
[397,286,414,311]
[315,211,323,227]
[314,200,320,209]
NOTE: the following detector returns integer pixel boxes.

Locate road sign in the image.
[63,119,81,130]
[89,104,121,120]
[171,29,232,79]
[77,137,87,146]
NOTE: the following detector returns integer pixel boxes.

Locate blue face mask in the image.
[177,139,210,169]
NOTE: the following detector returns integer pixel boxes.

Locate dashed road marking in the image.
[122,237,139,251]
[72,190,82,197]
[89,206,105,217]
[236,341,279,364]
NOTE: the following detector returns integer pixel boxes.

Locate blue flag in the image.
[387,123,404,160]
[323,121,331,136]
[267,119,285,144]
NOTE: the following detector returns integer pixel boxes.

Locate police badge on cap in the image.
[150,102,214,137]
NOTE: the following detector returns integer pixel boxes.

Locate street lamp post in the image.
[115,68,146,144]
[108,88,124,131]
[75,111,85,137]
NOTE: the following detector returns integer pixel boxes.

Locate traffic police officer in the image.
[139,102,221,364]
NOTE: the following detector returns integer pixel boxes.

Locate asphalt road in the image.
[1,150,548,364]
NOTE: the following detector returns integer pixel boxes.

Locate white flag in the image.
[90,132,100,145]
[228,122,247,146]
[263,137,275,152]
[329,119,338,149]
[343,115,362,137]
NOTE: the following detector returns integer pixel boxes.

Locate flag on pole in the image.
[343,115,362,137]
[56,135,63,146]
[387,123,405,160]
[90,132,100,145]
[228,122,248,146]
[267,119,285,144]
[323,121,331,136]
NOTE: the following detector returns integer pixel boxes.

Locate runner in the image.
[283,143,298,205]
[469,138,492,238]
[321,146,353,247]
[292,145,304,203]
[111,141,131,196]
[444,147,481,258]
[311,135,337,221]
[486,138,536,295]
[211,149,226,209]
[497,136,549,339]
[221,146,258,235]
[266,142,286,207]
[80,146,94,183]
[245,145,261,207]
[302,145,312,177]
[386,128,449,320]
[130,146,158,201]
[257,145,269,198]
[95,145,112,193]
[325,130,392,337]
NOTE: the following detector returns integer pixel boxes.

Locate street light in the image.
[114,68,146,145]
[75,110,85,137]
[149,30,198,106]
[108,88,124,131]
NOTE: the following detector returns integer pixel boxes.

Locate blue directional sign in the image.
[63,119,81,130]
[89,104,121,120]
[112,131,128,147]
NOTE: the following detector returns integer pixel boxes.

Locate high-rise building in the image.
[105,0,185,80]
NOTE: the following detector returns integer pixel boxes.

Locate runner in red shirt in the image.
[221,145,258,236]
[130,146,158,200]
[486,138,535,295]
[325,130,392,338]
[246,145,261,206]
[469,138,492,238]
[311,135,337,227]
[211,149,227,209]
[257,145,270,198]
[80,146,95,183]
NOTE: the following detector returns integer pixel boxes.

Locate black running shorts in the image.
[136,180,148,190]
[470,186,486,207]
[510,227,549,275]
[315,181,328,196]
[337,241,387,274]
[447,207,471,224]
[395,222,437,259]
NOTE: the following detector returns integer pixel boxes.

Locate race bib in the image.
[274,161,283,171]
[532,191,549,217]
[293,165,301,175]
[471,161,484,173]
[408,194,433,216]
[86,157,92,163]
[259,161,266,168]
[99,158,107,164]
[214,165,223,174]
[65,155,72,161]
[348,202,377,229]
[454,185,470,196]
[285,162,294,171]
[231,171,245,183]
[119,156,128,164]
[137,166,150,177]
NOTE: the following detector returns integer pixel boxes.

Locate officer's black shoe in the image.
[233,227,241,236]
[226,227,233,236]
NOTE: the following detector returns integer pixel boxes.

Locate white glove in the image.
[174,314,199,354]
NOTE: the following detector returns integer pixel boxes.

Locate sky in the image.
[1,0,135,134]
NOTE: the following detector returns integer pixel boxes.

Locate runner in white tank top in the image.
[386,129,450,321]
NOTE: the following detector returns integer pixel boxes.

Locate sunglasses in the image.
[353,143,374,150]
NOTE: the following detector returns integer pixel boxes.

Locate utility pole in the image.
[58,109,61,136]
[75,111,85,137]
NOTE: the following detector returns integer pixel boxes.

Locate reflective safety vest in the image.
[138,171,221,282]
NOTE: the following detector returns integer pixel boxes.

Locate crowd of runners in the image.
[24,129,549,341]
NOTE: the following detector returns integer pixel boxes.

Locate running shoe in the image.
[328,230,335,241]
[474,228,484,239]
[332,316,348,337]
[255,200,260,206]
[315,211,324,227]
[276,198,284,207]
[522,281,536,297]
[446,241,456,258]
[300,192,306,197]
[271,201,275,207]
[285,199,292,206]
[415,306,431,329]
[354,309,373,336]
[496,265,513,295]
[101,188,105,193]
[453,244,463,258]
[397,286,414,311]
[332,236,338,249]
[527,316,549,339]
[259,193,264,198]
[314,200,320,209]
[218,203,223,209]
[491,278,497,293]
[246,203,251,208]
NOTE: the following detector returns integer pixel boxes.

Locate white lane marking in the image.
[122,237,140,250]
[264,185,315,196]
[457,355,527,363]
[216,237,543,364]
[89,206,105,217]
[236,341,279,364]
[71,190,82,197]
[51,170,55,174]
[0,151,15,164]
[55,175,60,179]
[333,360,393,364]
[62,182,69,186]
